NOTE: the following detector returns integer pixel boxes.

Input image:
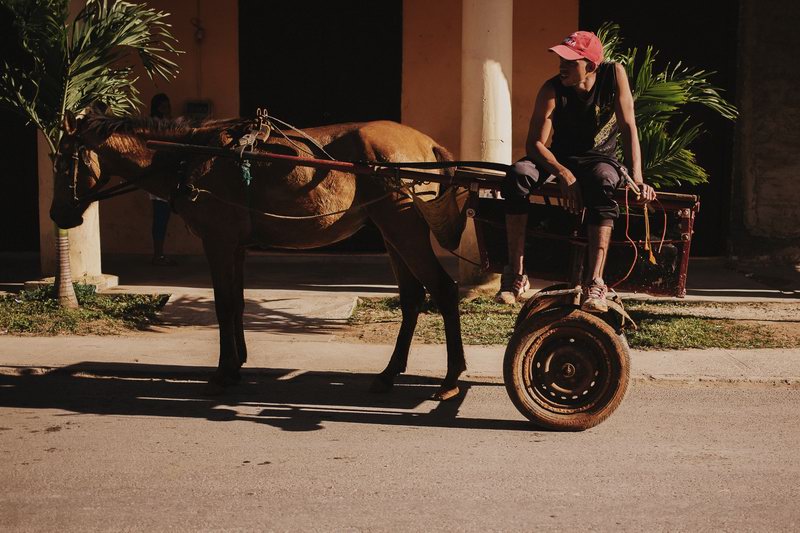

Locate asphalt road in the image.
[1,369,798,531]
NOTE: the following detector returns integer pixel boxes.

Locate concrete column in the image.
[459,0,513,285]
[36,133,117,289]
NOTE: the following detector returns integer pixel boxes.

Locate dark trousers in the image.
[151,199,171,242]
[502,157,622,227]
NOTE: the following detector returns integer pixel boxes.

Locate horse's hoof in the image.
[431,385,460,401]
[369,375,394,394]
[211,371,241,387]
[203,381,227,396]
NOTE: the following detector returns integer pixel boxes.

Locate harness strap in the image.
[186,185,399,220]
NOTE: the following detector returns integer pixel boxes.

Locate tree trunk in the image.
[54,226,79,308]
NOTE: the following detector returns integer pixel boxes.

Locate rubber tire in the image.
[504,308,630,431]
[513,283,571,331]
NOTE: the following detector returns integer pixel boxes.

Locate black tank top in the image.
[549,62,619,168]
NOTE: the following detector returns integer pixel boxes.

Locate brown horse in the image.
[49,106,466,400]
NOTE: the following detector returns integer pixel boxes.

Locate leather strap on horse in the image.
[183,185,398,220]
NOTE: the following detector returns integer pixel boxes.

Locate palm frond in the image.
[597,21,737,188]
[0,0,181,154]
[66,0,181,118]
[596,22,624,63]
[638,119,708,187]
[0,0,68,149]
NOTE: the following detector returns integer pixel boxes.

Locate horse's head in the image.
[49,106,105,229]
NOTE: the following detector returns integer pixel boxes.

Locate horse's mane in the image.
[83,113,248,143]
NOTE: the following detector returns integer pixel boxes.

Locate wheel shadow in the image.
[0,363,534,433]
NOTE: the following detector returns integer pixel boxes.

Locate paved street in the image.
[1,367,798,531]
[1,253,799,530]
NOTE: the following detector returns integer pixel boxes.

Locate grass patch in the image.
[348,296,799,350]
[0,284,170,336]
[623,301,794,349]
[350,296,519,345]
[624,314,789,349]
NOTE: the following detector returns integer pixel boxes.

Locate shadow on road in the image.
[0,363,533,432]
[158,294,355,334]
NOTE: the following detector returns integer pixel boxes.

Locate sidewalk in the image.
[1,252,798,384]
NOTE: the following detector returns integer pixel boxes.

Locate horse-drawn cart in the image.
[51,107,698,431]
[145,140,699,431]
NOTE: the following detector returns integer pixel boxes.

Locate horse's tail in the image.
[432,145,456,177]
[411,143,467,251]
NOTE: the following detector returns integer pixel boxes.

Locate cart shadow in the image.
[0,363,535,432]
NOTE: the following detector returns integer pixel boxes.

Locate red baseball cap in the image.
[549,31,604,65]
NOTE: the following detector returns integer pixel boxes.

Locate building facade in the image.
[6,0,798,281]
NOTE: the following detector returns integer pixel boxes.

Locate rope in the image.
[446,247,483,268]
[266,115,337,160]
[643,201,656,265]
[610,188,639,289]
[654,197,667,254]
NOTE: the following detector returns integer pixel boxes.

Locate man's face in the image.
[558,57,592,87]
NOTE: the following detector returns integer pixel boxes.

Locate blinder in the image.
[59,141,111,206]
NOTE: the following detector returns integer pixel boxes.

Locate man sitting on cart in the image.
[496,30,656,312]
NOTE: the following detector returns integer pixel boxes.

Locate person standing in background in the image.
[149,93,175,265]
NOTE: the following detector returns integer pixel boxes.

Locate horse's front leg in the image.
[233,246,247,366]
[370,242,426,393]
[203,240,242,393]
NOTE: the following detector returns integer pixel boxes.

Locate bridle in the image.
[59,140,138,208]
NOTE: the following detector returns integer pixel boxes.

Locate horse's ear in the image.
[62,110,77,135]
[90,101,109,116]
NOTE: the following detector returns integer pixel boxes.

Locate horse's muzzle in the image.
[49,206,84,229]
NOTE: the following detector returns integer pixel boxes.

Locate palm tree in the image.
[597,22,738,188]
[0,0,180,307]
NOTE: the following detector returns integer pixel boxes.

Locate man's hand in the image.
[637,182,656,202]
[557,170,582,214]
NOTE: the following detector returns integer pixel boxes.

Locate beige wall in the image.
[511,2,578,161]
[401,0,463,156]
[99,0,239,255]
[402,0,578,160]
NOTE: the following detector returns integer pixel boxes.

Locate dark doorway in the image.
[239,0,403,252]
[0,111,39,252]
[580,1,739,256]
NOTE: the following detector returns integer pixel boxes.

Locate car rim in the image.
[522,326,614,415]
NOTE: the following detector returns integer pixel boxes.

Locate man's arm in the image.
[613,62,656,201]
[525,83,582,214]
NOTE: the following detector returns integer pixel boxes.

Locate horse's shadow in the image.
[0,363,535,432]
[158,294,353,335]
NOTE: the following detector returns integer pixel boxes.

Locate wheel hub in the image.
[524,328,612,414]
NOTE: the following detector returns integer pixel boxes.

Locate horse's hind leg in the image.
[369,204,466,401]
[370,242,426,393]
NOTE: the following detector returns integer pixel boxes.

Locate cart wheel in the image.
[514,283,571,330]
[504,308,630,431]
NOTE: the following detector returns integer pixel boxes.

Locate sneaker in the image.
[582,278,609,313]
[494,266,530,304]
[151,255,176,266]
